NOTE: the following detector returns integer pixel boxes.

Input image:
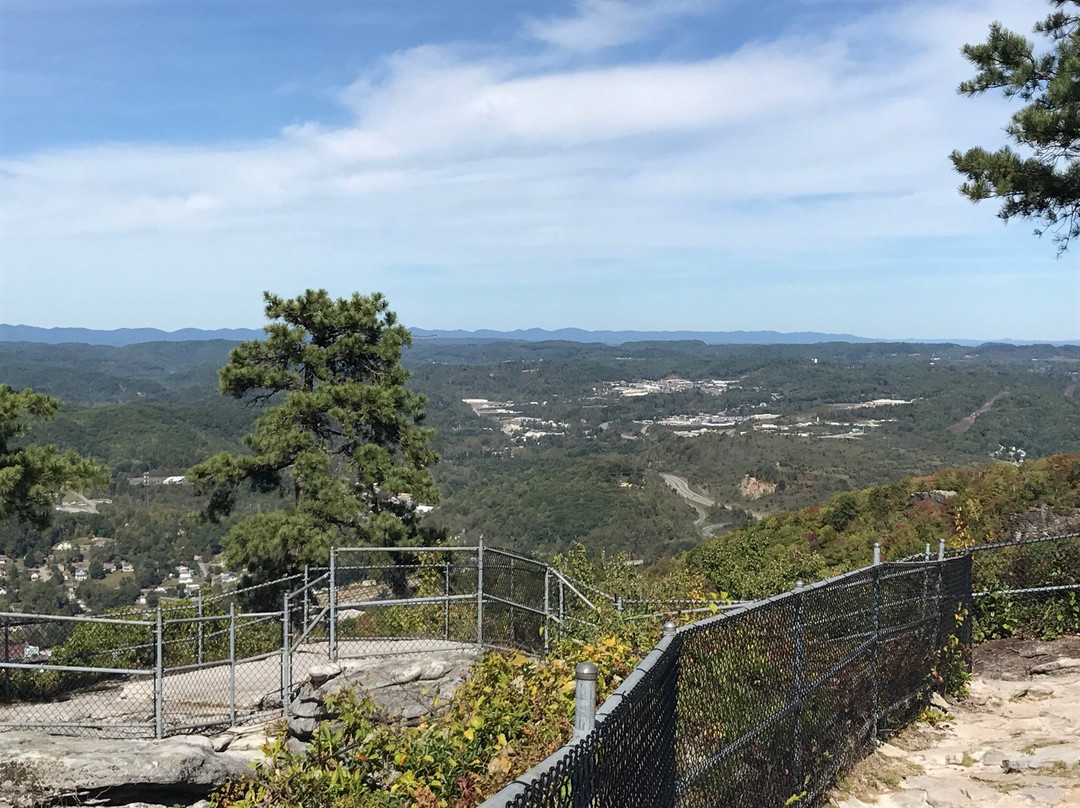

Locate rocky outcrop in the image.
[286,650,479,741]
[738,475,777,501]
[0,733,250,808]
[1007,506,1080,540]
[907,490,958,507]
[832,639,1080,808]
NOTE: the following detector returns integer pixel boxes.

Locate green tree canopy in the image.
[0,386,107,529]
[951,1,1080,252]
[187,290,440,583]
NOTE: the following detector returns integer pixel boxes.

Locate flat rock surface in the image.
[832,637,1080,808]
[0,732,251,807]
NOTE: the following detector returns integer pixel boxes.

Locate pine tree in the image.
[951,1,1080,252]
[0,386,107,528]
[954,0,1080,252]
[187,290,440,583]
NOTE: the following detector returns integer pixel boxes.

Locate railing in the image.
[11,531,1063,756]
[481,550,974,808]
[0,541,629,738]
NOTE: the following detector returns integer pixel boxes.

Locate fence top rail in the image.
[948,532,1080,556]
[974,582,1080,597]
[162,613,238,626]
[550,570,604,610]
[0,660,153,676]
[676,560,926,635]
[336,593,475,609]
[483,547,548,568]
[0,610,149,626]
[334,545,478,553]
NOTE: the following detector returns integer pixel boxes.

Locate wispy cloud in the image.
[525,0,717,52]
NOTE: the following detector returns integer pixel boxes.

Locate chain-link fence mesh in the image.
[480,550,549,653]
[160,609,285,733]
[496,556,973,808]
[332,548,483,656]
[2,544,582,738]
[965,533,1080,639]
[0,612,156,737]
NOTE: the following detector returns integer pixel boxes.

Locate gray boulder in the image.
[286,650,479,740]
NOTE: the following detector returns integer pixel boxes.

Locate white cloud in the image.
[3,0,1069,335]
[525,0,716,52]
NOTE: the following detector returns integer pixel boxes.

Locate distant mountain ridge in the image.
[1,324,1075,347]
[0,325,265,346]
[409,328,877,345]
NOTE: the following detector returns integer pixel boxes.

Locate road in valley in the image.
[660,473,723,536]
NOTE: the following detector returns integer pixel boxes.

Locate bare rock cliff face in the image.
[1008,506,1080,539]
[738,474,777,501]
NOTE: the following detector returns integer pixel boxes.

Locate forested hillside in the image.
[687,452,1080,599]
[0,337,1078,611]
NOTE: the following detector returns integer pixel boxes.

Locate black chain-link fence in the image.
[490,556,973,808]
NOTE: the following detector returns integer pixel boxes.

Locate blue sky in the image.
[1,0,1077,340]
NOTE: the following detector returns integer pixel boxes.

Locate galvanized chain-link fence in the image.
[485,555,973,808]
[0,542,604,738]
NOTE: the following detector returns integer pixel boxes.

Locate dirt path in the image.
[948,391,1008,435]
[831,636,1080,808]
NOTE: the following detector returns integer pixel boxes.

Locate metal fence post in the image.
[573,661,597,740]
[229,603,236,727]
[476,538,485,649]
[154,607,163,739]
[509,556,516,643]
[329,548,337,661]
[870,565,881,739]
[661,621,679,808]
[303,565,310,631]
[196,590,203,667]
[559,577,565,623]
[922,544,931,622]
[792,581,806,797]
[444,560,451,641]
[3,617,9,703]
[543,567,551,653]
[938,538,946,562]
[282,591,291,718]
[873,542,881,566]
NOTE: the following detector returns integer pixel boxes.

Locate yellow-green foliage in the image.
[213,632,648,808]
